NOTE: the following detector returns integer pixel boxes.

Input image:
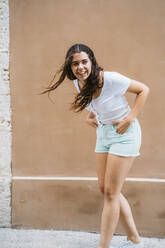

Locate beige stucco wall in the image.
[10,0,165,236]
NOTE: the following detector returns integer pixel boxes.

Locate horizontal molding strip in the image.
[11,176,165,182]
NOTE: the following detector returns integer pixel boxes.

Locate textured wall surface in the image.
[0,0,11,227]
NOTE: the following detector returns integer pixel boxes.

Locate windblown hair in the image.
[40,44,103,112]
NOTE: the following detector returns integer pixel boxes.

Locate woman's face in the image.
[71,51,92,82]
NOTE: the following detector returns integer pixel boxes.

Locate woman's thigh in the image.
[95,153,108,192]
[104,154,135,196]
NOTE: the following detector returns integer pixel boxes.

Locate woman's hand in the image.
[86,112,98,128]
[112,117,133,134]
[86,117,98,128]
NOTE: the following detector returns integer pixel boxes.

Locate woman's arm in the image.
[126,79,150,121]
[86,111,98,128]
[112,80,150,134]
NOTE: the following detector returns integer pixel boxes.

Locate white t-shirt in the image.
[73,71,131,124]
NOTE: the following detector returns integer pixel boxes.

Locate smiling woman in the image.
[40,43,149,248]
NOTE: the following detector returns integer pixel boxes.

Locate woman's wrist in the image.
[125,114,135,124]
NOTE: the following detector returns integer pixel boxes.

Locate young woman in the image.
[41,44,149,248]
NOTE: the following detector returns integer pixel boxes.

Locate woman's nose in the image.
[78,63,83,70]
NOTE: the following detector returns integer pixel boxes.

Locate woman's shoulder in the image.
[103,71,120,78]
[103,71,128,84]
[103,71,117,85]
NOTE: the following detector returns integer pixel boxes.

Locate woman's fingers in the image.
[86,118,98,128]
[117,124,128,134]
[115,119,131,134]
[92,120,98,128]
[117,126,129,134]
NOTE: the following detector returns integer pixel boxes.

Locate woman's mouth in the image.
[77,71,87,77]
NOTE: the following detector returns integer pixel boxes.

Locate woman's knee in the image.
[104,187,120,201]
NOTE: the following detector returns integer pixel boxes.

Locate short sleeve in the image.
[110,72,131,95]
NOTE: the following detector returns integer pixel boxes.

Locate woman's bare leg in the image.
[119,193,140,243]
[96,153,140,243]
[96,153,139,248]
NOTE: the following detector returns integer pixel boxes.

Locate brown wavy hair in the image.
[40,44,103,112]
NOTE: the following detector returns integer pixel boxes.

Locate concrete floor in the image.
[0,229,165,248]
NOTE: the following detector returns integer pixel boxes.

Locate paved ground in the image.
[0,229,164,248]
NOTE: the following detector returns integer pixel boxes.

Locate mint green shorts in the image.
[95,118,142,157]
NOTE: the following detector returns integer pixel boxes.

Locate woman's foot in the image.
[119,240,144,248]
[127,235,141,244]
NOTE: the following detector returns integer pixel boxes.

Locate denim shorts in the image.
[95,118,142,157]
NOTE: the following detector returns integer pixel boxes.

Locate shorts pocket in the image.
[112,120,134,135]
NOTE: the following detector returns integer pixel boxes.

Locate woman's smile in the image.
[77,71,87,78]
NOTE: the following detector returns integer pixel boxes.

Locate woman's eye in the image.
[72,62,78,66]
[82,60,88,64]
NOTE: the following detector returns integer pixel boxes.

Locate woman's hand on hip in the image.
[112,117,133,134]
[86,111,98,128]
[86,117,98,128]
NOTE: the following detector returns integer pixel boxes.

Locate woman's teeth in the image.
[78,72,86,76]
